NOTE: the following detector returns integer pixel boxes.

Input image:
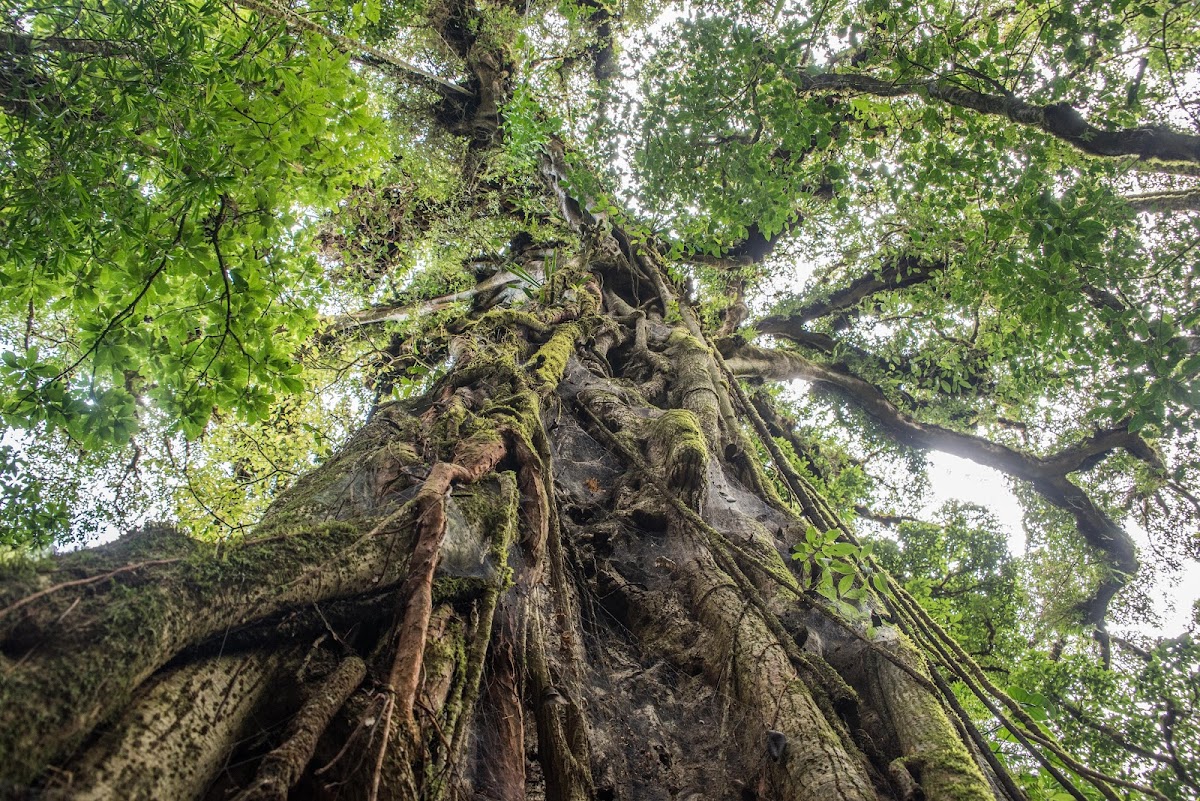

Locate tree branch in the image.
[232,0,472,97]
[329,270,526,333]
[782,68,1200,168]
[853,504,926,527]
[1123,188,1200,213]
[758,255,945,332]
[1056,698,1177,769]
[0,31,134,57]
[686,183,830,267]
[724,342,1151,626]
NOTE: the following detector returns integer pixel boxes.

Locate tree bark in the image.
[0,243,1005,800]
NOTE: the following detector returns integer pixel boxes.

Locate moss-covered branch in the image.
[757,255,945,333]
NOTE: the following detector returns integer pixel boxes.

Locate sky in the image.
[925,451,1200,638]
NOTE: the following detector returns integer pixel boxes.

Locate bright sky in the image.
[926,451,1200,638]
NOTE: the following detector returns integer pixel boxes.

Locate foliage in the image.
[0,444,68,552]
[2,0,1199,797]
[790,523,882,603]
[619,0,1200,450]
[873,502,1200,798]
[871,502,1024,661]
[163,376,370,540]
[0,0,387,448]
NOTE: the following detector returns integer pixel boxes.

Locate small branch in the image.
[41,204,191,391]
[717,219,794,265]
[1111,635,1153,662]
[1123,188,1200,213]
[232,0,471,97]
[1056,697,1187,778]
[854,505,925,527]
[758,255,945,331]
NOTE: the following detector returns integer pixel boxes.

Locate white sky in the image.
[926,451,1200,637]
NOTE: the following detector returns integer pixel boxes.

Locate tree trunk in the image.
[0,228,1007,800]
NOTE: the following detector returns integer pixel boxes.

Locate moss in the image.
[443,473,518,784]
[754,541,804,596]
[469,308,551,336]
[431,575,489,603]
[528,322,580,392]
[423,614,467,678]
[435,393,473,442]
[484,389,541,439]
[0,566,193,784]
[448,352,523,392]
[422,615,470,799]
[192,520,362,584]
[2,485,418,785]
[451,473,511,527]
[451,426,504,466]
[666,328,704,351]
[444,472,519,586]
[892,746,993,801]
[650,409,707,459]
[649,409,709,507]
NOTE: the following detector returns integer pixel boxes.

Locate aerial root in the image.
[370,431,507,801]
[233,655,367,801]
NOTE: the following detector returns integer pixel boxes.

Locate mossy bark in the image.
[45,648,296,801]
[0,252,1001,801]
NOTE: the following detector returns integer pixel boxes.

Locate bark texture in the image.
[0,234,1008,800]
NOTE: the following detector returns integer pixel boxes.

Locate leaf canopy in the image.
[1,0,1199,794]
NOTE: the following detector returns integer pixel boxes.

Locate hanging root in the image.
[527,602,594,801]
[234,656,368,801]
[371,431,507,801]
[474,606,527,801]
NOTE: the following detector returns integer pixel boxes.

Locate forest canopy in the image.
[2,0,1200,799]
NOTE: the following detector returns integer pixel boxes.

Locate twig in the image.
[232,0,472,97]
[0,558,184,622]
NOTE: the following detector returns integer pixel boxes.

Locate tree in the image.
[1,0,1198,799]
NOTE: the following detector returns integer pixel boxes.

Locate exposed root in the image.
[371,432,506,800]
[233,655,367,801]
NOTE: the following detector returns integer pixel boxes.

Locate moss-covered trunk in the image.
[0,239,1007,800]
